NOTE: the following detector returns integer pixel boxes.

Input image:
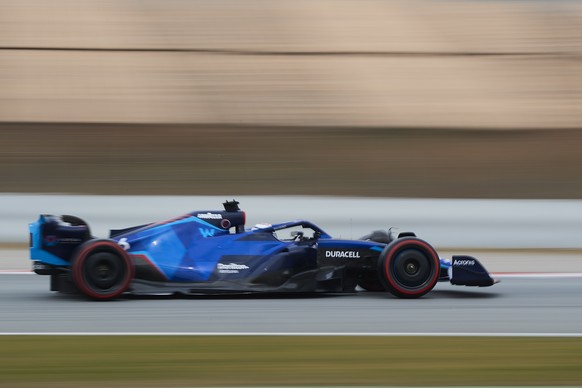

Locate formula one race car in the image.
[29,200,496,300]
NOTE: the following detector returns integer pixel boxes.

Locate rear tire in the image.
[379,237,440,298]
[72,239,134,300]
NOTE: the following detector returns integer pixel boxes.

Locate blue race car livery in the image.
[29,200,496,300]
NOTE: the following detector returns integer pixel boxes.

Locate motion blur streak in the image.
[3,124,582,198]
[2,2,581,387]
[1,1,582,198]
[0,0,581,128]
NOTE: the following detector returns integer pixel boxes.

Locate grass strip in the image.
[0,336,581,387]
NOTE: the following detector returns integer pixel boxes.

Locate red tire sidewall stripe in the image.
[383,239,440,296]
[73,241,134,300]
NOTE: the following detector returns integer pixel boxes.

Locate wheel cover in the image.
[82,252,124,292]
[391,248,433,290]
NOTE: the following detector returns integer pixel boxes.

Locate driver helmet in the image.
[251,223,272,231]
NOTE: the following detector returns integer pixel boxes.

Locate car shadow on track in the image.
[121,289,500,301]
[31,289,499,302]
[122,292,346,301]
[354,289,500,300]
[428,289,500,299]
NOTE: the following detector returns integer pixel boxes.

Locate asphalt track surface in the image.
[1,274,581,335]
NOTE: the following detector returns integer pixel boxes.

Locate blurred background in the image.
[1,0,581,198]
[1,3,582,387]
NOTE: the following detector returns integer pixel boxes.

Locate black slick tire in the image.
[378,237,440,298]
[72,239,134,300]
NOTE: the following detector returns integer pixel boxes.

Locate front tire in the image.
[379,237,440,298]
[72,239,134,300]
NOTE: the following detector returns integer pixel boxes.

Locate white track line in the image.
[0,332,581,337]
[493,272,582,278]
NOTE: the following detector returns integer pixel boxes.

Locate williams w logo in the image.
[199,228,216,238]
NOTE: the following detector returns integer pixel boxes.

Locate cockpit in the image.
[251,221,328,244]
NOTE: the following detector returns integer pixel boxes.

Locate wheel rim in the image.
[82,252,125,293]
[391,248,434,290]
